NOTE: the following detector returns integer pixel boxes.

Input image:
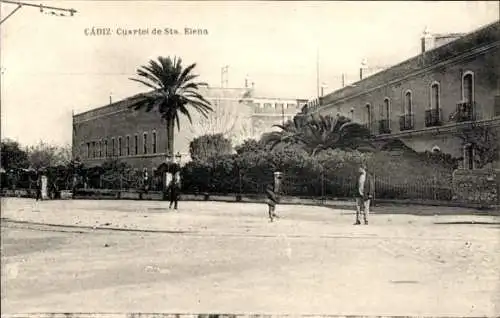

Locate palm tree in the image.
[268,114,373,155]
[129,56,213,156]
[262,117,308,149]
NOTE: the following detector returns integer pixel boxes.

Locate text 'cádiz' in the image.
[84,27,209,36]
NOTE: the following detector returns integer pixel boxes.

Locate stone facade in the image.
[452,169,499,206]
[306,21,500,165]
[73,85,306,171]
[249,97,308,139]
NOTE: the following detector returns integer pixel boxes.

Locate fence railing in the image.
[399,113,415,131]
[454,101,477,122]
[1,168,455,202]
[378,119,391,134]
[425,108,442,127]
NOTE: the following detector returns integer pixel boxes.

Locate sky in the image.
[1,0,499,147]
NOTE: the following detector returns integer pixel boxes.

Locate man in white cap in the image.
[354,164,373,225]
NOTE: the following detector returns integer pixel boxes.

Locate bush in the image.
[179,145,458,201]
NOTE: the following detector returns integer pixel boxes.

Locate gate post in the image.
[41,175,49,200]
[274,171,283,194]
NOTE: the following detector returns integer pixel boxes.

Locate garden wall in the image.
[452,169,500,207]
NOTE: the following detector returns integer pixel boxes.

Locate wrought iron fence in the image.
[1,164,455,202]
[399,113,415,131]
[425,108,442,127]
[179,166,453,202]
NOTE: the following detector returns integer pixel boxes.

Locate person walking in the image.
[167,175,180,210]
[265,184,279,222]
[354,164,373,225]
[35,175,42,201]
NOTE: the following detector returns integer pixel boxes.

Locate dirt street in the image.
[1,198,499,316]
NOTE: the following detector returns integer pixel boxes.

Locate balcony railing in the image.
[399,113,414,131]
[453,101,476,122]
[425,108,442,127]
[378,119,391,134]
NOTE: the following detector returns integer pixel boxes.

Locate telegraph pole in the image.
[316,47,320,98]
[0,0,77,25]
[281,103,285,126]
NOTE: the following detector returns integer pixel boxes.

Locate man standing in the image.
[265,184,279,222]
[35,174,42,201]
[354,165,373,225]
[167,175,180,210]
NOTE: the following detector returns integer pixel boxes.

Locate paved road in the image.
[1,198,499,316]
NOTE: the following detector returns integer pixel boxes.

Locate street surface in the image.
[1,198,499,316]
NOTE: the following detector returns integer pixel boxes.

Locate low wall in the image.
[452,169,500,207]
[2,188,498,211]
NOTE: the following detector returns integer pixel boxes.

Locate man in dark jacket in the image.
[167,175,180,210]
[35,175,42,201]
[354,165,373,225]
[265,184,279,222]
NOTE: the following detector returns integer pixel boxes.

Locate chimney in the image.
[421,27,434,53]
[360,59,368,80]
[245,75,249,88]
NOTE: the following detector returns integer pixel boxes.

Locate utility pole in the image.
[281,103,285,126]
[0,0,77,25]
[341,73,345,88]
[316,47,320,98]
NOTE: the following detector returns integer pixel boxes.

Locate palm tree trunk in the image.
[166,119,175,155]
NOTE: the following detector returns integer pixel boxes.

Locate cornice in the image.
[374,117,500,140]
[315,41,500,114]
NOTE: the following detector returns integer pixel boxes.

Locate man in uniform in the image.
[354,164,373,225]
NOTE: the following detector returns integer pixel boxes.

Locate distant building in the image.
[242,94,308,139]
[304,21,500,169]
[72,83,306,171]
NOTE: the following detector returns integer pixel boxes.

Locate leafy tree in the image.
[27,141,71,171]
[189,98,241,139]
[129,56,213,155]
[1,139,29,170]
[189,133,232,161]
[458,125,499,169]
[234,138,264,155]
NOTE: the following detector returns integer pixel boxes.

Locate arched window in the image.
[104,139,108,157]
[152,131,157,154]
[462,72,474,103]
[383,98,390,121]
[126,136,130,156]
[430,82,440,110]
[111,138,115,156]
[118,137,122,156]
[143,132,148,154]
[365,103,372,127]
[134,134,138,155]
[404,90,412,114]
[427,82,441,127]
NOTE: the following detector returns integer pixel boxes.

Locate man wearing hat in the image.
[355,164,373,225]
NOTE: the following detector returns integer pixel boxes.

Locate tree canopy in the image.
[189,133,233,162]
